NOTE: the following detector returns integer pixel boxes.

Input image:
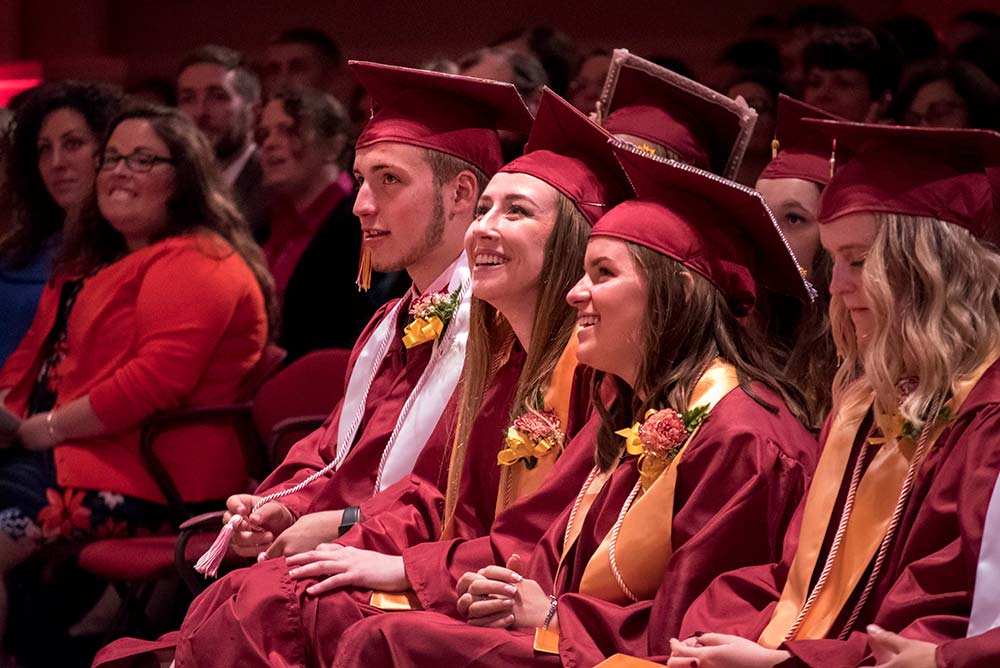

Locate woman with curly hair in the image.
[0,81,123,366]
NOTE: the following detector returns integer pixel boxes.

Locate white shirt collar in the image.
[221,142,257,186]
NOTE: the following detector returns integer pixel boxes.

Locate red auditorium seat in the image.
[77,347,352,638]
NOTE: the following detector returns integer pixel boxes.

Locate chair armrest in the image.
[141,403,254,521]
[267,414,330,464]
[175,510,239,595]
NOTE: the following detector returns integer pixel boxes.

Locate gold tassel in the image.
[356,242,372,292]
[771,138,780,159]
[829,138,837,180]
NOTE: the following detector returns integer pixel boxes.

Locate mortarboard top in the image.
[498,89,634,224]
[350,60,534,177]
[595,49,757,180]
[759,94,840,186]
[806,119,1000,238]
[592,142,815,316]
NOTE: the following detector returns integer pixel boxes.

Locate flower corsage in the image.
[616,405,710,490]
[402,288,461,349]
[497,410,564,470]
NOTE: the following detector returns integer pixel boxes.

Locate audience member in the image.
[891,59,1000,130]
[261,27,342,98]
[177,45,268,241]
[257,87,407,359]
[567,48,611,114]
[780,2,861,93]
[457,47,548,113]
[726,68,784,185]
[0,103,273,659]
[491,24,580,97]
[0,82,123,367]
[801,25,899,121]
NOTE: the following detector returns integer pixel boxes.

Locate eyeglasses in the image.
[99,150,175,173]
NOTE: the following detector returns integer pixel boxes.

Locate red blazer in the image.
[0,232,268,503]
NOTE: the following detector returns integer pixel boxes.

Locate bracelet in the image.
[45,411,62,444]
[541,594,558,630]
[337,505,361,537]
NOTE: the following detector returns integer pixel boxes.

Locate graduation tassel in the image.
[356,241,372,292]
[194,515,241,578]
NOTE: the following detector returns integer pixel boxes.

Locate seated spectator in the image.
[891,59,1000,130]
[458,46,548,112]
[802,25,900,121]
[262,27,341,97]
[491,24,580,97]
[780,2,860,93]
[257,87,406,359]
[177,45,268,241]
[0,103,273,653]
[726,68,784,185]
[567,48,611,114]
[0,82,123,367]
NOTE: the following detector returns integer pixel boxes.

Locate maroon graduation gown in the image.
[938,627,1000,668]
[332,383,817,668]
[258,293,452,516]
[673,360,1000,668]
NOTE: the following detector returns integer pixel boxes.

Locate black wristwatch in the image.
[338,505,362,537]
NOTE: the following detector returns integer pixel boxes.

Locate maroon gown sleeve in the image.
[938,627,1000,668]
[781,404,1000,668]
[556,388,818,667]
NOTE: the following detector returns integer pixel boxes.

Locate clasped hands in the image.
[455,554,555,632]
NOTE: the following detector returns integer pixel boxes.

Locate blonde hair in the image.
[831,213,1000,427]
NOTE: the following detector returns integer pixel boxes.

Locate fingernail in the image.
[867,624,884,634]
[504,585,517,595]
[511,573,523,582]
[505,599,514,607]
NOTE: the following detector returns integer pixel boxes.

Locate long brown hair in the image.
[455,194,590,451]
[63,103,277,336]
[592,243,810,471]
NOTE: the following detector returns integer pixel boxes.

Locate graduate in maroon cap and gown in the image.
[755,95,842,430]
[92,61,532,668]
[665,124,1000,668]
[330,145,818,668]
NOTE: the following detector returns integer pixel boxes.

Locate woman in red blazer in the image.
[0,104,274,651]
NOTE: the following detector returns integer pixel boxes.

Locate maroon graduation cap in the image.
[596,49,757,179]
[759,95,840,186]
[350,60,534,177]
[498,89,634,224]
[593,143,815,316]
[807,119,1000,238]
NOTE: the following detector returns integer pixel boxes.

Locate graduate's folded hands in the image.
[285,543,409,595]
[455,554,555,631]
[665,634,790,668]
[223,494,296,558]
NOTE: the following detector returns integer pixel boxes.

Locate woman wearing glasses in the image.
[0,103,273,656]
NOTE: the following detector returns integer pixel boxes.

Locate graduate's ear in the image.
[449,169,480,217]
[678,270,695,303]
